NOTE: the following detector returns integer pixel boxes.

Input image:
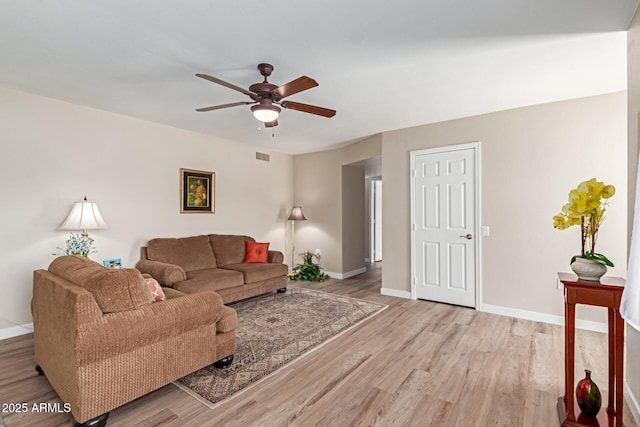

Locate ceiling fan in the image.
[195,63,336,127]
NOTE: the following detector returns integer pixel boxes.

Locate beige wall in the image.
[627,6,640,420]
[292,149,344,272]
[293,135,382,274]
[382,92,627,323]
[0,87,293,331]
[342,164,366,273]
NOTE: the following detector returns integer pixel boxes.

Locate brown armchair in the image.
[31,256,236,426]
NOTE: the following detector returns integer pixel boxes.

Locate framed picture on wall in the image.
[180,168,215,213]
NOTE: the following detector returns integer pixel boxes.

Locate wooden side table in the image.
[557,273,625,427]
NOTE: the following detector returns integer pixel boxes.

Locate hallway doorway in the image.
[371,177,383,262]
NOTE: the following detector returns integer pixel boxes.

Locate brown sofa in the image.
[136,234,289,303]
[31,255,237,427]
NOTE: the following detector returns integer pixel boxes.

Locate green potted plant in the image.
[54,233,97,257]
[288,250,330,282]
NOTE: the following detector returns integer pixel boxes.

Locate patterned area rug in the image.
[175,287,387,408]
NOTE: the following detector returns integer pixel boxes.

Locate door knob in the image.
[460,234,473,240]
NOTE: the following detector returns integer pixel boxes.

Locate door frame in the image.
[410,142,482,308]
[370,176,382,262]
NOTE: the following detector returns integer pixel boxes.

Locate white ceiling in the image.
[0,1,637,154]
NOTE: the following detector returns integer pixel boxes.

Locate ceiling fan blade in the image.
[265,120,278,128]
[274,76,318,98]
[281,101,336,118]
[196,101,254,112]
[195,73,256,97]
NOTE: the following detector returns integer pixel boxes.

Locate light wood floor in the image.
[1,264,637,426]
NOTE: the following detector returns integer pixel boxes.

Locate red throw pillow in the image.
[244,241,269,263]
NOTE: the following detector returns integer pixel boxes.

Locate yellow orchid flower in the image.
[578,178,604,196]
[602,185,616,199]
[553,214,569,230]
[553,178,615,267]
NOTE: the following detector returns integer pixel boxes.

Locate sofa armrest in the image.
[32,270,104,386]
[77,291,224,364]
[135,259,186,287]
[268,250,284,264]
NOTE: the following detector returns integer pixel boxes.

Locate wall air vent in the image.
[256,152,270,162]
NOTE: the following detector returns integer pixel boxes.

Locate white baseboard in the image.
[626,380,640,426]
[380,287,412,299]
[0,323,33,340]
[479,303,607,333]
[325,267,367,280]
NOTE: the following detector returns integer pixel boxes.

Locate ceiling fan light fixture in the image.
[196,63,335,128]
[251,103,281,123]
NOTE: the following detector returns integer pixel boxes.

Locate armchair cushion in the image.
[49,256,153,314]
[162,287,187,299]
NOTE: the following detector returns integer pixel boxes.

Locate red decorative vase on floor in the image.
[576,369,602,417]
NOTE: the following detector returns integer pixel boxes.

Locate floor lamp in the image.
[288,206,306,268]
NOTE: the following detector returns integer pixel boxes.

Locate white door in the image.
[372,179,383,262]
[411,144,477,308]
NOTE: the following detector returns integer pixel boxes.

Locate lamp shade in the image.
[288,206,306,221]
[58,197,107,234]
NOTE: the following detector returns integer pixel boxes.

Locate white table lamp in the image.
[58,196,107,237]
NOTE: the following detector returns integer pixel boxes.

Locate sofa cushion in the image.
[173,268,245,294]
[221,262,289,284]
[147,235,216,271]
[209,234,254,266]
[243,241,269,263]
[48,256,153,313]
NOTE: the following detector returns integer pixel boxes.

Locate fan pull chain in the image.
[255,120,275,137]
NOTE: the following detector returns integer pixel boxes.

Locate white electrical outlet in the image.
[557,277,563,290]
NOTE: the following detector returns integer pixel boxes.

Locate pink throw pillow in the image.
[145,277,166,302]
